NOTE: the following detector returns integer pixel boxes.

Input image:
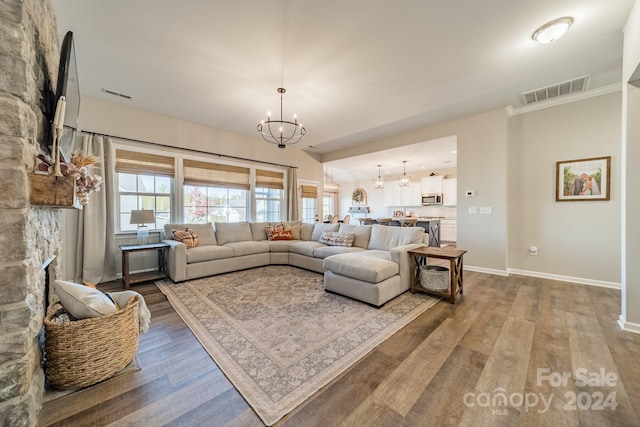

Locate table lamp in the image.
[130,209,155,244]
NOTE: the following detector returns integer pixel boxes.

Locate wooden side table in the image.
[408,246,467,304]
[119,243,169,289]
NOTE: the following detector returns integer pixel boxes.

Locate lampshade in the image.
[130,209,155,225]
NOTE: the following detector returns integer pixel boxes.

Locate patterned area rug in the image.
[156,265,439,425]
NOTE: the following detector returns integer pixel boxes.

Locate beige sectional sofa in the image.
[162,221,426,306]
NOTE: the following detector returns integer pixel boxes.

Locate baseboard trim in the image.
[508,268,621,289]
[465,266,509,276]
[618,315,640,334]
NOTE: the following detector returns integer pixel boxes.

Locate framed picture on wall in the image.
[556,156,611,201]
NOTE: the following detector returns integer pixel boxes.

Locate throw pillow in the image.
[318,231,356,247]
[266,223,284,240]
[172,227,200,249]
[270,230,292,240]
[284,223,301,240]
[53,280,118,319]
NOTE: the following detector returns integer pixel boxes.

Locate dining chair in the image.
[342,215,351,224]
[400,218,417,227]
[376,218,391,226]
[330,215,339,224]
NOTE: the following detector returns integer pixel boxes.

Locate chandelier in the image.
[398,161,411,187]
[324,167,339,193]
[257,87,306,149]
[373,165,385,189]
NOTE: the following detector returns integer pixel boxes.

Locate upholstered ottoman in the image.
[323,253,402,307]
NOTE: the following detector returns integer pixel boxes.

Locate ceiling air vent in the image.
[520,76,589,105]
[102,88,133,100]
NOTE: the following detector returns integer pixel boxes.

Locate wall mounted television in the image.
[55,31,80,163]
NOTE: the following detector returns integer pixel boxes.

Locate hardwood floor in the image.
[38,268,640,427]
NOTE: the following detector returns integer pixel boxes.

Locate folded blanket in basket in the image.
[107,290,151,333]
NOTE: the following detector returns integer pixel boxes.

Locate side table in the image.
[408,246,467,304]
[119,243,169,289]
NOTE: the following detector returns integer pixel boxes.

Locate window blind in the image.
[183,159,250,190]
[115,149,175,177]
[301,184,318,199]
[255,169,284,190]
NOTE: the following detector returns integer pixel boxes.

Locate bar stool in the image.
[400,218,417,227]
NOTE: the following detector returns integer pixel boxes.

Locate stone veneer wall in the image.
[0,0,62,425]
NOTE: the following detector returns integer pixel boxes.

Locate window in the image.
[116,150,174,232]
[255,169,285,222]
[183,186,247,223]
[301,184,318,223]
[182,159,250,223]
[323,195,334,219]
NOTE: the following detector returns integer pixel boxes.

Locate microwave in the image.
[421,193,442,205]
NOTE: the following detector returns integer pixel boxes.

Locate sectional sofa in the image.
[162,221,427,306]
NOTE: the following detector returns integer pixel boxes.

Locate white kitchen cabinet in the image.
[440,219,457,242]
[384,181,422,206]
[421,176,443,194]
[443,178,457,206]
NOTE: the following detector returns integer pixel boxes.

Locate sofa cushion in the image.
[164,223,217,246]
[323,253,399,283]
[300,223,314,241]
[267,240,296,252]
[215,222,253,245]
[171,227,200,249]
[318,231,356,247]
[186,245,234,263]
[289,241,326,257]
[313,245,365,259]
[338,224,372,249]
[224,241,270,257]
[311,223,340,241]
[368,224,424,251]
[250,222,270,241]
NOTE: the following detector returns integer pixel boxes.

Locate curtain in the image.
[74,134,117,284]
[287,167,299,221]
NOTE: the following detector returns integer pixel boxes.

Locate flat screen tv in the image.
[55,31,80,163]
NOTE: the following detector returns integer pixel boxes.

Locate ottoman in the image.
[323,253,402,307]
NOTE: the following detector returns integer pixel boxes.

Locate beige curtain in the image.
[74,134,116,284]
[287,167,299,221]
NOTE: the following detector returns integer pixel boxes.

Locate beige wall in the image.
[78,96,323,183]
[509,92,622,284]
[622,0,640,327]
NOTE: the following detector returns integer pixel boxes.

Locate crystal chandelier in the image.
[373,165,385,189]
[257,88,306,149]
[398,161,411,187]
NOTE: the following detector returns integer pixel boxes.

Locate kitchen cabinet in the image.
[440,219,457,242]
[384,181,422,206]
[421,176,443,194]
[443,178,457,206]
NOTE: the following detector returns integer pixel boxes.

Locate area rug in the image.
[156,265,439,425]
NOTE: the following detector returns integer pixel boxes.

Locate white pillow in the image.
[53,280,117,319]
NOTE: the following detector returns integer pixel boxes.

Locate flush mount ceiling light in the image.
[398,161,411,187]
[257,87,306,149]
[532,17,573,44]
[373,165,386,189]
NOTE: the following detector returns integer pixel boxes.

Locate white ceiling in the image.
[51,0,633,181]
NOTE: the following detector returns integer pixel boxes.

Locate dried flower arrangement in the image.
[36,152,103,206]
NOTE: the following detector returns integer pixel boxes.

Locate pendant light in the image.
[257,88,306,149]
[373,165,385,189]
[398,161,411,187]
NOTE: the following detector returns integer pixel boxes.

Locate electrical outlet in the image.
[468,207,477,214]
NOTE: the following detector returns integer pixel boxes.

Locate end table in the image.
[119,242,169,289]
[408,246,467,304]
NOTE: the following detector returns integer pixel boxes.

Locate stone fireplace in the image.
[0,0,64,424]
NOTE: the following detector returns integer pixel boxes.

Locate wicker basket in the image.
[44,296,140,389]
[419,265,450,291]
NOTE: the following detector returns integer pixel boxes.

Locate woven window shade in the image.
[183,159,250,190]
[256,169,284,190]
[301,185,318,199]
[115,150,175,177]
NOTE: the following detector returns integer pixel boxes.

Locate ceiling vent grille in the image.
[520,76,589,105]
[102,88,133,100]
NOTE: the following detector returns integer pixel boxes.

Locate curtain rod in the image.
[80,130,298,169]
